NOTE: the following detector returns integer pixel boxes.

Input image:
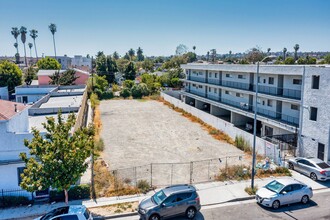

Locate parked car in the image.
[256,179,313,209]
[35,205,93,220]
[288,157,330,181]
[138,184,201,220]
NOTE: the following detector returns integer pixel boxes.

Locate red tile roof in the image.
[0,100,28,121]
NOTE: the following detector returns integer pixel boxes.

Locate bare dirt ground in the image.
[100,99,245,185]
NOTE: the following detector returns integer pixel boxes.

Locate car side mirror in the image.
[281,191,287,195]
[161,203,166,207]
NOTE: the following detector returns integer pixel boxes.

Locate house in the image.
[71,55,92,71]
[0,85,88,196]
[181,63,330,163]
[37,68,90,85]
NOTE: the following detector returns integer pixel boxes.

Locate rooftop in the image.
[29,113,76,132]
[0,100,29,121]
[39,95,83,108]
[37,69,65,76]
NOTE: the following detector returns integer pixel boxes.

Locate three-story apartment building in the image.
[181,64,330,162]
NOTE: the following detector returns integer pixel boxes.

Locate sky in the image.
[1,0,330,57]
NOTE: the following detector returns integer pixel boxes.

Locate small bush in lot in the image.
[95,138,105,151]
[235,136,251,153]
[245,186,258,195]
[137,180,151,194]
[120,87,131,98]
[101,90,114,100]
[256,166,292,177]
[131,85,142,98]
[216,165,251,181]
[50,184,90,202]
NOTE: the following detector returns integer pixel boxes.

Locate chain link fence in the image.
[110,155,245,189]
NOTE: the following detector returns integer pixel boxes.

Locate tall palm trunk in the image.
[33,38,38,61]
[52,34,57,59]
[15,38,19,54]
[23,43,27,67]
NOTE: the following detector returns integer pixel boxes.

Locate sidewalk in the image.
[1,171,329,220]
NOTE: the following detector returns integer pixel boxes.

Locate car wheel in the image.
[301,195,309,204]
[186,207,197,219]
[272,200,280,209]
[288,162,294,170]
[310,172,318,181]
[149,214,160,220]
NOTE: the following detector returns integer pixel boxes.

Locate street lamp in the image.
[251,56,272,189]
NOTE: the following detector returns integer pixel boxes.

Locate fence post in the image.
[134,167,137,187]
[150,163,153,188]
[190,161,193,184]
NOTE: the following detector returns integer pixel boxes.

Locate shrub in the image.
[131,85,142,98]
[216,165,251,181]
[137,180,151,194]
[112,83,120,92]
[245,186,258,195]
[120,87,131,98]
[95,138,105,151]
[256,166,291,177]
[49,184,90,202]
[138,83,150,96]
[0,196,30,207]
[100,90,114,100]
[123,80,135,89]
[90,93,100,109]
[235,136,251,153]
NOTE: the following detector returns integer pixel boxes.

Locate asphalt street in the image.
[113,189,330,220]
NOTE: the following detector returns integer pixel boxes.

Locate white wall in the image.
[0,87,9,100]
[283,75,302,90]
[223,71,250,84]
[282,101,300,121]
[6,108,29,133]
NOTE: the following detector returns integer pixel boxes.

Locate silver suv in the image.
[288,157,330,181]
[138,184,201,220]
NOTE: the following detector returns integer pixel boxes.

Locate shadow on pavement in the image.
[165,211,205,220]
[258,200,318,213]
[315,180,330,188]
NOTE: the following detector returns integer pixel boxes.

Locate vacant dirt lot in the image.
[100,99,243,170]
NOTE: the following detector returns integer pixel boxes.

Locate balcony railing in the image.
[208,78,221,85]
[184,90,299,126]
[254,85,301,100]
[188,76,206,83]
[221,80,252,91]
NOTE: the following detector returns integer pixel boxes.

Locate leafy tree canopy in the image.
[0,61,23,94]
[136,47,144,61]
[49,69,78,85]
[123,62,137,80]
[24,66,37,85]
[245,47,265,64]
[123,80,135,89]
[20,111,94,204]
[284,57,295,65]
[37,57,61,70]
[175,44,188,55]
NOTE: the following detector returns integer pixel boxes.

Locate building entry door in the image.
[318,143,325,161]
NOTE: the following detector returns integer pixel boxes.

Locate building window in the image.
[17,167,25,185]
[199,72,203,75]
[198,85,203,88]
[214,88,217,93]
[293,79,302,85]
[262,100,265,105]
[258,77,261,83]
[192,71,196,75]
[209,72,212,77]
[318,143,325,160]
[238,75,244,79]
[215,73,218,78]
[192,84,196,87]
[263,79,266,83]
[226,73,232,78]
[291,104,299,110]
[17,97,22,103]
[257,98,261,104]
[269,77,274,85]
[312,75,320,89]
[310,107,318,121]
[225,91,229,95]
[209,87,211,92]
[267,100,272,107]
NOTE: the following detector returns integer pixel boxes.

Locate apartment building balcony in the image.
[184,90,299,127]
[186,77,302,100]
[188,76,207,83]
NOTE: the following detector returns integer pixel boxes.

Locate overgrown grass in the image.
[245,186,258,195]
[235,136,252,153]
[158,97,234,145]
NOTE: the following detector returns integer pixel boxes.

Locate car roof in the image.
[306,157,325,164]
[68,205,87,215]
[163,184,196,196]
[275,178,303,186]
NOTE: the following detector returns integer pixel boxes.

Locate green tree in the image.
[30,29,39,61]
[324,53,330,64]
[113,51,120,60]
[131,84,142,98]
[123,62,136,80]
[0,61,23,94]
[37,57,61,70]
[138,83,149,96]
[20,111,94,204]
[170,77,181,88]
[246,47,265,63]
[123,80,135,89]
[120,87,131,98]
[88,75,109,96]
[11,27,20,64]
[193,46,196,53]
[294,44,300,61]
[24,66,36,85]
[128,48,135,60]
[116,58,130,73]
[28,43,33,58]
[49,23,57,58]
[50,69,78,85]
[20,26,28,66]
[283,47,287,60]
[105,55,118,84]
[267,48,271,55]
[175,44,188,55]
[123,53,130,60]
[297,57,306,64]
[142,59,154,72]
[184,52,197,63]
[284,57,295,64]
[96,54,118,84]
[136,47,144,61]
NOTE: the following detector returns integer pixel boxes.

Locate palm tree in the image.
[267,48,271,55]
[30,29,39,61]
[49,23,57,58]
[283,47,287,60]
[229,50,232,57]
[193,46,196,53]
[294,44,300,61]
[11,27,20,63]
[113,51,119,60]
[128,48,135,60]
[28,43,33,58]
[20,26,28,66]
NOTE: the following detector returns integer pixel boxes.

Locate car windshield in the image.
[317,162,330,169]
[152,190,167,205]
[40,207,69,220]
[265,180,284,193]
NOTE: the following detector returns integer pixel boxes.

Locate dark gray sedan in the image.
[288,157,330,181]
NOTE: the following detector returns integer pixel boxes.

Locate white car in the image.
[35,205,93,220]
[256,179,313,209]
